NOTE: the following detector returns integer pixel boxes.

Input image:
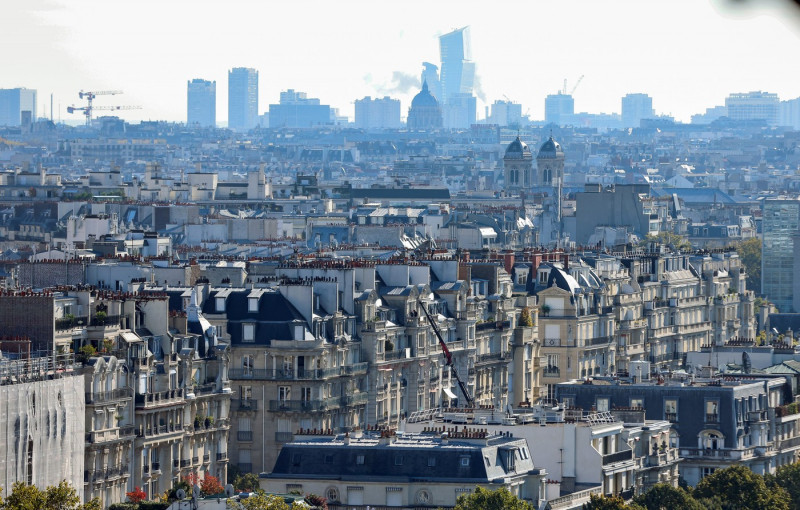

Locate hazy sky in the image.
[3,0,800,124]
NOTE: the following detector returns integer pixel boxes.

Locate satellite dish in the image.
[225,484,235,497]
[176,489,186,500]
[192,484,201,500]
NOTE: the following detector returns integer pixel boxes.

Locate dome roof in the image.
[504,136,531,159]
[538,136,564,158]
[411,81,439,108]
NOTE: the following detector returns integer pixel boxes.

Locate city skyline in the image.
[3,0,800,124]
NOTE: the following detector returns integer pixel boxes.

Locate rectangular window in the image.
[279,386,291,402]
[248,298,258,312]
[356,455,365,465]
[427,457,436,467]
[665,399,678,421]
[596,397,610,412]
[301,387,311,402]
[243,323,255,343]
[631,398,644,409]
[394,455,404,466]
[460,456,470,467]
[216,297,225,312]
[239,417,251,432]
[706,400,719,422]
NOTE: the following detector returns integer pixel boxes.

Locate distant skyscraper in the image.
[762,198,800,313]
[421,62,442,101]
[354,96,401,129]
[228,67,258,130]
[621,93,655,128]
[187,79,216,127]
[726,91,780,126]
[544,93,574,126]
[439,27,475,105]
[780,97,800,130]
[0,88,37,127]
[442,93,476,129]
[490,100,522,127]
[269,89,331,128]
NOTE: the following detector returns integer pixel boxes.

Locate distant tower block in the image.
[536,136,565,187]
[503,136,533,192]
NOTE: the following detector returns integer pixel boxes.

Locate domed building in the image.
[503,136,533,192]
[536,135,565,186]
[407,81,443,130]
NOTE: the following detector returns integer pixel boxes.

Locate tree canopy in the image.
[454,487,532,510]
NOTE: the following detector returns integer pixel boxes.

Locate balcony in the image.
[192,456,199,465]
[203,454,210,463]
[477,351,510,363]
[664,412,678,422]
[619,318,647,330]
[137,423,184,439]
[602,449,633,465]
[86,387,133,405]
[542,366,561,377]
[135,388,184,409]
[86,425,136,444]
[269,398,340,412]
[151,462,161,474]
[217,452,228,461]
[340,392,368,407]
[275,432,294,442]
[231,365,354,381]
[55,316,89,331]
[706,413,719,423]
[476,320,510,332]
[180,459,191,468]
[587,336,611,347]
[234,399,258,412]
[89,314,122,328]
[342,362,369,376]
[237,430,253,441]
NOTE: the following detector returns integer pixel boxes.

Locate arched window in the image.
[699,430,724,450]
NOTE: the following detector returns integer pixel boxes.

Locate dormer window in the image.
[216,297,225,312]
[248,298,258,312]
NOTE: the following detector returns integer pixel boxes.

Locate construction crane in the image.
[570,75,585,95]
[561,75,585,96]
[416,298,475,408]
[68,90,136,125]
[67,104,140,125]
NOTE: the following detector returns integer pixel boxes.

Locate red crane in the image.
[417,297,475,408]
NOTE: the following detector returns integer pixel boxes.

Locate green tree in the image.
[0,482,45,510]
[638,232,692,252]
[233,473,261,492]
[735,237,761,294]
[693,465,790,510]
[770,462,800,509]
[0,481,100,510]
[582,494,644,510]
[632,484,703,510]
[226,492,304,510]
[519,307,534,327]
[453,486,532,510]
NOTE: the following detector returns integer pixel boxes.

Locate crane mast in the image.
[416,298,475,408]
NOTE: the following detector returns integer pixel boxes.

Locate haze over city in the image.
[3,0,800,124]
